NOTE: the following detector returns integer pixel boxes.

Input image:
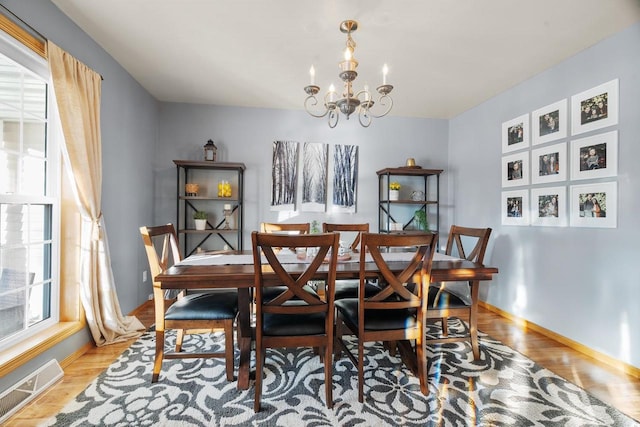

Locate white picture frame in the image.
[502,114,530,153]
[571,79,619,136]
[532,99,567,146]
[530,186,567,227]
[502,152,529,188]
[502,189,529,226]
[531,142,567,185]
[570,182,617,228]
[570,131,618,181]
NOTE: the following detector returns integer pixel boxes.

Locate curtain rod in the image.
[0,5,104,80]
[0,4,46,44]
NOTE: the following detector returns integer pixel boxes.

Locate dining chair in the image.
[427,225,492,359]
[140,224,238,382]
[322,223,381,300]
[251,231,339,412]
[260,222,310,235]
[335,232,437,402]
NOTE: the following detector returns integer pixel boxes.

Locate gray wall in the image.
[154,104,450,250]
[0,0,159,392]
[449,23,640,368]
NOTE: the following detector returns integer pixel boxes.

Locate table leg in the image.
[469,280,480,359]
[236,288,252,390]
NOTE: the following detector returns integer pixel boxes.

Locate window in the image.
[0,30,59,348]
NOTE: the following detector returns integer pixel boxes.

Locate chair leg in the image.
[224,320,235,381]
[254,345,264,412]
[441,317,449,336]
[334,318,344,359]
[324,340,333,409]
[175,328,185,352]
[357,337,365,403]
[152,329,165,383]
[415,334,429,396]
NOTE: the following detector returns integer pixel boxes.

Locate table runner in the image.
[176,250,457,266]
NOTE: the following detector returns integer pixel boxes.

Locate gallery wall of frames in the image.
[500,79,619,228]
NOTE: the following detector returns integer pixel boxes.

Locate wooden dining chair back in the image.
[251,231,339,412]
[335,232,437,402]
[322,223,380,300]
[322,222,368,252]
[140,224,238,382]
[260,222,310,251]
[427,225,492,359]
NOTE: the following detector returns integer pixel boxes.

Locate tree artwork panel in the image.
[301,142,328,212]
[271,140,299,210]
[333,144,358,212]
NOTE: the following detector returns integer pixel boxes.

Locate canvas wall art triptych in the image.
[500,79,619,228]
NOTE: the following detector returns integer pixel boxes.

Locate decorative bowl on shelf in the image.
[411,190,424,201]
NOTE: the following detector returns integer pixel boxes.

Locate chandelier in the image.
[303,20,393,128]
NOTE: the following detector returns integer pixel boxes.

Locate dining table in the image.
[155,249,499,390]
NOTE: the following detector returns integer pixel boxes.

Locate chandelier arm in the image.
[367,94,394,119]
[358,108,372,127]
[304,95,330,118]
[328,109,339,128]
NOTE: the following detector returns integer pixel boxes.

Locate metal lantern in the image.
[204,139,217,161]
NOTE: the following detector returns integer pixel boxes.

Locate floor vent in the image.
[0,359,63,423]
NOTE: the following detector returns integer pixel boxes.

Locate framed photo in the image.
[570,131,618,181]
[501,114,529,153]
[502,189,529,226]
[531,99,567,146]
[570,182,617,228]
[502,152,529,187]
[571,79,619,136]
[531,142,567,184]
[530,186,567,227]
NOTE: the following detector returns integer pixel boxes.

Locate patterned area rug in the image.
[45,320,639,426]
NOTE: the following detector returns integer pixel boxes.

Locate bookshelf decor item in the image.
[204,139,217,161]
[185,183,199,196]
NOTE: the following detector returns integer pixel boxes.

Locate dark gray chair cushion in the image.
[335,298,417,331]
[164,291,238,321]
[427,287,469,309]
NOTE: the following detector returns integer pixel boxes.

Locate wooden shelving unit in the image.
[377,167,443,236]
[174,160,245,256]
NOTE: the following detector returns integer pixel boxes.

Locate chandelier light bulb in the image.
[309,65,315,85]
[382,64,388,85]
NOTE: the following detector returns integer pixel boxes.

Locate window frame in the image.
[0,12,83,377]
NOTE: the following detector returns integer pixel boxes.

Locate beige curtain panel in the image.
[48,41,144,346]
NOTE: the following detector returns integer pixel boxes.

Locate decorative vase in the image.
[185,183,199,196]
[389,189,400,201]
[194,219,207,230]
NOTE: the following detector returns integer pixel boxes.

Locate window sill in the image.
[0,321,85,378]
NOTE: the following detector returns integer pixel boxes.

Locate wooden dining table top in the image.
[155,250,499,288]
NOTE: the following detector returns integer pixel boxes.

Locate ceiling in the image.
[51,0,640,119]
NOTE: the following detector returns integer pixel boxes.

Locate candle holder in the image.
[223,204,232,229]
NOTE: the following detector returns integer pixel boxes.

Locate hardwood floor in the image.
[5,301,640,425]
